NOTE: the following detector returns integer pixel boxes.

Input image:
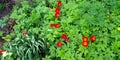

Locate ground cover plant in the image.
[0,0,120,60]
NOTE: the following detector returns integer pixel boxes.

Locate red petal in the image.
[61,34,69,42]
[90,35,96,42]
[82,41,88,47]
[58,1,62,7]
[55,24,60,28]
[82,36,88,42]
[55,12,60,18]
[50,24,55,27]
[61,34,67,39]
[0,50,5,54]
[65,38,69,42]
[55,7,60,13]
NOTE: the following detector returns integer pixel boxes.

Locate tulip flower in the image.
[55,7,60,13]
[50,24,55,27]
[82,41,89,47]
[55,12,60,18]
[58,1,62,7]
[82,36,88,42]
[90,35,96,42]
[54,23,60,28]
[57,41,62,47]
[61,34,69,42]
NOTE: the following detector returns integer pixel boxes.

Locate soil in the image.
[0,0,16,48]
[0,0,15,19]
[0,8,11,19]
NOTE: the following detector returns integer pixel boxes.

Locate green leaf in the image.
[0,31,3,36]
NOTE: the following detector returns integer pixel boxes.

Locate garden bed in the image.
[0,0,120,60]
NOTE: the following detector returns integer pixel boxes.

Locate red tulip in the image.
[57,41,62,47]
[55,7,60,13]
[55,12,60,18]
[82,41,89,47]
[0,50,5,54]
[65,37,69,42]
[82,36,88,42]
[50,24,55,27]
[61,34,67,39]
[58,1,62,7]
[61,34,69,42]
[90,35,96,42]
[54,23,60,28]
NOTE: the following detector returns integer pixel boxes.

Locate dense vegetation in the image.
[0,0,120,60]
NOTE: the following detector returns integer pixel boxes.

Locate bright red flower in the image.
[61,34,69,42]
[61,34,67,39]
[82,36,88,42]
[50,24,55,27]
[55,12,60,18]
[55,7,60,13]
[55,23,60,28]
[0,50,5,54]
[58,1,62,7]
[82,41,89,47]
[90,35,96,42]
[57,41,62,47]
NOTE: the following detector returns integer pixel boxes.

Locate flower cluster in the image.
[55,1,62,18]
[82,36,89,47]
[82,35,96,47]
[50,1,97,48]
[50,1,69,47]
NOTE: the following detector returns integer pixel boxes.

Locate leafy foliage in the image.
[3,1,50,60]
[2,0,120,60]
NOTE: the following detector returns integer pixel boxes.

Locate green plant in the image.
[2,0,120,60]
[40,0,120,60]
[0,16,8,28]
[0,31,3,36]
[4,1,50,60]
